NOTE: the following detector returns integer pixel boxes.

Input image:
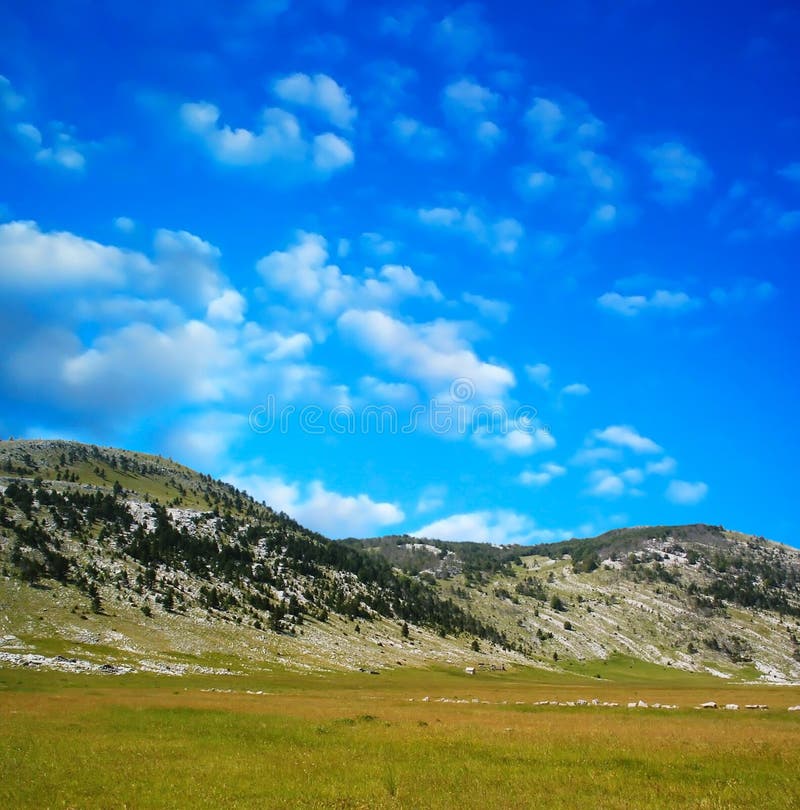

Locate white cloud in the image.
[443,77,497,117]
[13,120,88,171]
[665,479,708,505]
[312,132,354,170]
[442,78,501,147]
[256,231,442,318]
[376,263,443,302]
[272,72,357,130]
[587,469,626,498]
[358,375,418,406]
[642,141,712,204]
[2,77,89,171]
[180,100,353,176]
[710,279,776,307]
[415,483,447,514]
[360,232,396,257]
[571,446,622,466]
[243,324,313,361]
[391,115,447,160]
[646,456,677,476]
[525,363,551,390]
[166,411,247,468]
[461,292,510,323]
[113,216,136,233]
[228,473,404,537]
[434,4,490,66]
[33,127,87,171]
[593,425,662,454]
[475,120,503,148]
[206,289,247,324]
[153,228,226,309]
[58,320,241,411]
[597,289,699,316]
[518,462,566,487]
[4,317,245,423]
[473,425,556,456]
[574,150,621,193]
[525,95,604,150]
[0,74,25,112]
[587,203,618,230]
[0,220,150,291]
[338,308,515,399]
[561,382,590,396]
[620,467,645,485]
[413,509,538,544]
[417,205,523,255]
[516,168,556,198]
[381,6,428,38]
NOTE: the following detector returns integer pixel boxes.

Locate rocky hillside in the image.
[0,439,518,677]
[348,526,800,682]
[1,439,800,683]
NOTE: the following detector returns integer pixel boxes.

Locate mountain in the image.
[1,439,799,683]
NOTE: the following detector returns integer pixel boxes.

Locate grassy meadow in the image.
[2,661,800,809]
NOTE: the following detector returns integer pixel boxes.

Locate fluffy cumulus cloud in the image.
[442,78,502,147]
[153,228,226,309]
[272,72,357,130]
[461,292,510,323]
[710,279,775,307]
[337,308,515,399]
[0,74,25,112]
[226,473,404,537]
[665,479,709,505]
[413,509,530,544]
[0,220,151,291]
[166,411,248,468]
[641,141,712,204]
[206,289,247,324]
[390,115,448,160]
[414,509,572,545]
[593,425,662,454]
[597,289,699,316]
[243,325,313,361]
[434,4,491,66]
[518,462,567,487]
[1,76,90,171]
[525,363,551,389]
[58,320,243,410]
[256,231,442,318]
[646,456,677,476]
[180,101,353,176]
[415,483,447,514]
[586,468,627,498]
[525,94,604,151]
[472,425,556,456]
[417,205,523,254]
[113,216,136,233]
[561,382,590,397]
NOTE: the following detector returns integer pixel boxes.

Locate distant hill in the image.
[1,439,799,683]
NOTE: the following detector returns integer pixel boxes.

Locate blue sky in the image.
[0,1,798,545]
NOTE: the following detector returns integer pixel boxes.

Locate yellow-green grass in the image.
[2,665,800,809]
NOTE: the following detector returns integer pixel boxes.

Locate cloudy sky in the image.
[1,1,798,544]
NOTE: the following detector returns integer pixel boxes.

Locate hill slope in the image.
[347,527,800,682]
[1,439,799,683]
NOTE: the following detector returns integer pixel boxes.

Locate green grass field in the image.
[3,663,800,809]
